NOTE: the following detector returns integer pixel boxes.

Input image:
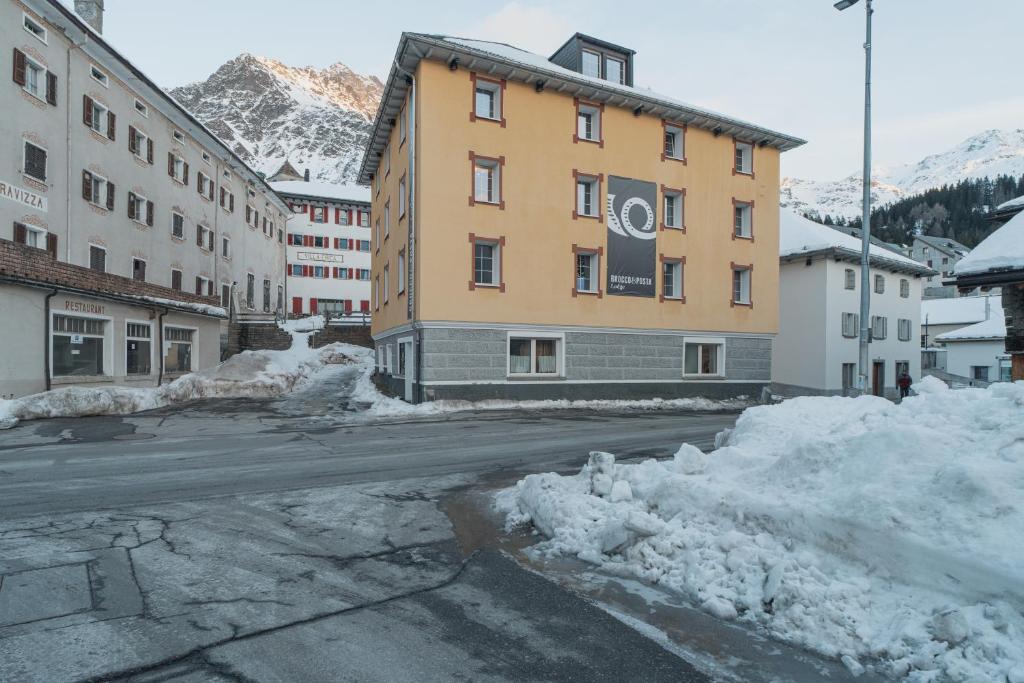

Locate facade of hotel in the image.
[773,211,933,398]
[270,175,372,318]
[359,33,804,402]
[1,0,288,399]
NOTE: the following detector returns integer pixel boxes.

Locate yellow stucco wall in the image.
[373,58,781,337]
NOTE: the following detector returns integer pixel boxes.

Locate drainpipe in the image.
[66,35,88,261]
[43,288,59,390]
[156,307,168,386]
[392,59,418,401]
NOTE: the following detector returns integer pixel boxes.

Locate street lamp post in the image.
[835,0,873,394]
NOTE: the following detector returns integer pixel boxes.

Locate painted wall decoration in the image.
[607,175,657,297]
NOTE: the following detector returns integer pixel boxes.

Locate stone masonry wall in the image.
[226,322,292,357]
[310,324,373,349]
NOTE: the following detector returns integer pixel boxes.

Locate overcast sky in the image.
[75,1,1021,180]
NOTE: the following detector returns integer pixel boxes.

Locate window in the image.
[90,65,108,87]
[663,190,683,229]
[399,175,406,218]
[374,218,380,249]
[576,175,599,218]
[263,279,271,313]
[84,97,114,139]
[900,278,910,298]
[383,264,390,303]
[732,266,751,305]
[399,105,407,142]
[845,268,856,290]
[734,140,753,175]
[128,126,152,163]
[605,57,624,84]
[664,124,684,160]
[222,236,231,259]
[384,201,390,238]
[359,211,370,227]
[473,78,502,121]
[384,143,391,176]
[126,323,152,375]
[82,170,114,210]
[841,312,859,338]
[397,250,406,294]
[164,327,193,374]
[374,275,380,311]
[473,240,501,287]
[171,212,184,239]
[684,339,723,376]
[198,172,214,200]
[15,223,47,250]
[898,318,912,342]
[52,315,106,377]
[312,206,326,223]
[89,244,106,272]
[662,260,683,300]
[134,99,148,116]
[871,315,888,340]
[575,251,598,294]
[202,152,211,164]
[168,153,188,184]
[942,257,949,265]
[23,14,47,43]
[999,359,1012,383]
[971,366,990,382]
[473,157,501,204]
[733,201,752,239]
[171,269,183,291]
[127,192,151,226]
[197,225,213,251]
[874,274,885,294]
[132,258,146,281]
[220,188,235,213]
[581,50,601,78]
[23,141,46,182]
[509,337,560,376]
[246,274,255,309]
[20,55,46,100]
[173,130,185,144]
[576,102,601,143]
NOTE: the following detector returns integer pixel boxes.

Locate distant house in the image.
[987,194,1024,226]
[952,210,1024,380]
[774,211,934,398]
[910,235,971,297]
[934,311,1010,384]
[921,294,1002,345]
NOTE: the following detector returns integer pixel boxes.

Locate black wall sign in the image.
[606,175,657,297]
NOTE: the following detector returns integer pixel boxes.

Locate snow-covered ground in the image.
[499,377,1024,681]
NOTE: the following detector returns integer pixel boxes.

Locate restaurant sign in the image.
[1,179,47,212]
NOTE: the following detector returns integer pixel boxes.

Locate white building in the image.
[934,313,1010,384]
[271,179,372,317]
[921,294,1002,346]
[1,0,287,399]
[774,211,934,398]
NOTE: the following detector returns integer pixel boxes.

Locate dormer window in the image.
[552,34,635,86]
[605,57,624,84]
[581,50,601,78]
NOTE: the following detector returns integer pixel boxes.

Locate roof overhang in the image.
[273,190,370,207]
[780,247,936,277]
[947,269,1024,289]
[358,32,807,184]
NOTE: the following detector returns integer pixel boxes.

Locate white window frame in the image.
[474,80,502,121]
[196,275,211,296]
[577,103,601,142]
[24,224,46,249]
[87,171,108,209]
[130,192,148,226]
[171,211,185,239]
[163,324,197,374]
[131,256,147,281]
[844,268,856,290]
[581,50,601,78]
[23,139,47,182]
[682,336,726,378]
[172,129,185,144]
[664,191,683,229]
[222,236,231,259]
[171,154,186,183]
[899,278,910,298]
[605,56,625,84]
[734,202,753,239]
[506,331,565,378]
[871,315,888,340]
[576,176,598,217]
[473,159,500,204]
[124,319,154,376]
[89,64,109,88]
[399,176,407,218]
[22,55,46,101]
[23,13,47,44]
[575,251,599,293]
[134,98,149,117]
[732,267,751,305]
[202,152,211,165]
[384,200,391,237]
[397,251,406,294]
[50,310,112,379]
[384,143,391,176]
[735,141,753,175]
[664,124,684,159]
[473,239,500,287]
[662,260,683,300]
[383,264,390,303]
[131,128,150,162]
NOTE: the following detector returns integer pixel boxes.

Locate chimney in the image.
[304,168,310,182]
[74,0,104,34]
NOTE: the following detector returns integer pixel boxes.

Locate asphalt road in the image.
[0,397,735,682]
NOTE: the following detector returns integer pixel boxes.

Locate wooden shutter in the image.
[197,227,203,246]
[82,170,92,201]
[106,110,115,140]
[195,277,202,295]
[128,127,137,155]
[127,192,136,220]
[207,280,214,297]
[254,211,259,229]
[229,194,234,212]
[106,182,114,211]
[46,233,57,258]
[13,222,27,244]
[13,48,26,85]
[197,172,202,193]
[147,138,154,164]
[46,72,57,106]
[182,162,189,185]
[146,200,154,226]
[310,298,318,314]
[83,95,93,127]
[245,205,251,223]
[207,230,214,251]
[167,152,174,177]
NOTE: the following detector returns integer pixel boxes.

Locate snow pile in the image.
[956,210,1024,275]
[0,323,354,430]
[501,382,1024,680]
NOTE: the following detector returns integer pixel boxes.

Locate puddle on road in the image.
[439,470,885,683]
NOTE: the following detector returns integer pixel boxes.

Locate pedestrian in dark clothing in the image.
[897,372,912,399]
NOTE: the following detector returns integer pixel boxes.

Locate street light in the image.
[836,0,873,394]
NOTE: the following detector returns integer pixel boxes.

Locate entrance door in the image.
[398,337,414,402]
[291,297,302,315]
[872,361,885,397]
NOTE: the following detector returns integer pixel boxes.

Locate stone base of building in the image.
[418,380,766,403]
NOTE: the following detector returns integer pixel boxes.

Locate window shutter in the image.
[208,231,214,251]
[147,138,154,164]
[168,152,174,177]
[348,268,354,279]
[82,170,92,201]
[229,194,234,212]
[195,277,202,295]
[13,48,26,86]
[254,211,259,228]
[183,162,189,185]
[83,95,93,127]
[207,280,214,297]
[46,233,57,258]
[310,298,318,314]
[46,72,57,106]
[13,222,27,244]
[106,182,115,211]
[146,200,154,227]
[128,126,137,154]
[106,111,115,140]
[139,260,146,280]
[127,192,136,219]
[246,205,251,222]
[197,227,203,247]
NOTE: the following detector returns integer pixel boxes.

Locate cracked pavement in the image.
[0,396,735,682]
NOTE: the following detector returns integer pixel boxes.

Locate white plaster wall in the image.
[0,284,46,398]
[943,339,1006,382]
[773,260,827,391]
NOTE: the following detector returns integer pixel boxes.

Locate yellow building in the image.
[358,33,805,402]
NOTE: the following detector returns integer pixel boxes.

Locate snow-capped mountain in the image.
[782,129,1024,219]
[170,54,383,184]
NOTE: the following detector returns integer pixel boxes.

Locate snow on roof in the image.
[779,210,925,270]
[915,234,970,257]
[955,210,1024,276]
[934,310,1006,341]
[921,294,1002,326]
[270,180,371,204]
[995,194,1024,212]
